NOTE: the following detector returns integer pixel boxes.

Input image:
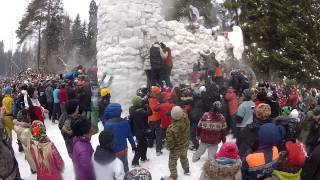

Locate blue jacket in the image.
[102,103,122,123]
[102,103,135,153]
[242,123,280,180]
[53,89,60,104]
[64,69,78,80]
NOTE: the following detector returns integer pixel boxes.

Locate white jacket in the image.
[91,155,125,180]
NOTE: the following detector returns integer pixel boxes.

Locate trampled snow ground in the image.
[13,118,234,180]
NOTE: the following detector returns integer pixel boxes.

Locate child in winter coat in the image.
[242,123,280,180]
[103,103,136,172]
[193,101,227,162]
[199,142,242,180]
[29,120,64,180]
[71,116,95,180]
[92,130,125,180]
[129,96,152,167]
[166,106,190,180]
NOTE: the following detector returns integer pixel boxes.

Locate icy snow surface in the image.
[13,119,233,180]
[96,0,231,111]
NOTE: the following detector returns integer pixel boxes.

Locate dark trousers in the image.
[190,123,199,149]
[148,121,162,152]
[145,70,152,89]
[132,136,148,165]
[47,101,53,120]
[165,68,172,87]
[151,68,165,87]
[53,103,61,121]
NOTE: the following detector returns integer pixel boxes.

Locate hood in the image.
[259,123,280,146]
[273,169,301,180]
[94,146,116,165]
[103,103,122,122]
[202,158,242,179]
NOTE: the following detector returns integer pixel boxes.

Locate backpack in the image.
[149,46,162,69]
[285,140,307,167]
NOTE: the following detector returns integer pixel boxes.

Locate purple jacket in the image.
[73,136,95,180]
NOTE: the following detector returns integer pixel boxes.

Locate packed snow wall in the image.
[97,0,229,109]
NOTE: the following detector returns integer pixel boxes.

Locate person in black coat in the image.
[301,141,320,180]
[188,91,205,150]
[129,96,152,167]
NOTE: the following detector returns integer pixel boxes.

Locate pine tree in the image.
[71,14,82,47]
[80,22,88,56]
[224,0,320,82]
[87,0,98,62]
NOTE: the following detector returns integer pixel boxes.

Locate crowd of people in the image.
[1,43,320,180]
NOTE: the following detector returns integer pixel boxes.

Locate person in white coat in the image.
[92,130,125,180]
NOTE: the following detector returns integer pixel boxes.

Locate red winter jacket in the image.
[155,102,174,129]
[197,112,227,145]
[58,88,69,104]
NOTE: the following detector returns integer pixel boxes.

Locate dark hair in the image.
[71,116,92,136]
[99,130,114,149]
[27,86,36,98]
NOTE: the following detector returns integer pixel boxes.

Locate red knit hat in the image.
[214,142,239,160]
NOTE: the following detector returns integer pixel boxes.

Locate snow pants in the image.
[192,142,218,162]
[169,149,189,180]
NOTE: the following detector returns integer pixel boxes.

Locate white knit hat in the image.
[289,109,300,122]
[171,106,184,120]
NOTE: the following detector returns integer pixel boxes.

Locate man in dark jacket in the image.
[129,96,152,167]
[302,141,320,180]
[188,92,205,151]
[150,42,166,87]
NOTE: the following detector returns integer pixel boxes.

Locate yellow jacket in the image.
[2,94,13,115]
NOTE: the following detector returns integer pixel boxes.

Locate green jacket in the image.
[166,114,190,152]
[271,169,301,180]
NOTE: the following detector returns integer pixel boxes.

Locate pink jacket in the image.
[30,140,64,180]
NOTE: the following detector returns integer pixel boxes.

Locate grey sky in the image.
[0,0,98,51]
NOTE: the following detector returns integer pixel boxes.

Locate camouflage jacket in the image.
[166,114,190,152]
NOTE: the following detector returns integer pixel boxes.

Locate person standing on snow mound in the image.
[140,30,152,89]
[149,42,167,87]
[166,106,190,180]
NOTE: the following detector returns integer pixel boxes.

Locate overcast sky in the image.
[0,0,99,51]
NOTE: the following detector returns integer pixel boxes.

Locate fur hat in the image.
[66,99,79,115]
[171,106,184,120]
[255,103,271,120]
[99,130,114,149]
[124,168,152,180]
[214,142,239,160]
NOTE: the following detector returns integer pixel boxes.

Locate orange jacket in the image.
[148,97,160,122]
